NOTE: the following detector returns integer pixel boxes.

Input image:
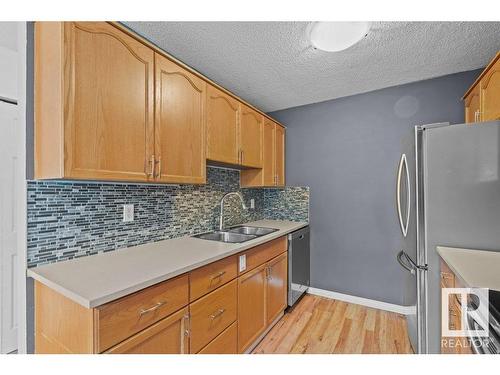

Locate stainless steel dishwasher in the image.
[288,226,310,307]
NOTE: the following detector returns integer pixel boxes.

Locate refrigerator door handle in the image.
[397,250,416,274]
[397,153,411,237]
[397,250,428,274]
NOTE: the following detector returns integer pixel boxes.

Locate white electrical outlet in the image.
[123,204,134,222]
[250,199,255,209]
[239,254,247,272]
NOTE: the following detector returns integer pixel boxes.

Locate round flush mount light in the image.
[310,22,371,52]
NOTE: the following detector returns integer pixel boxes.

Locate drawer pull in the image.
[441,273,452,279]
[139,301,166,317]
[210,271,226,281]
[209,308,226,320]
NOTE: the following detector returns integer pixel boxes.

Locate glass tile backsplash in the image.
[27,167,309,267]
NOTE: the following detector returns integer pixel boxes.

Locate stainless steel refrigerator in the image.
[396,120,500,354]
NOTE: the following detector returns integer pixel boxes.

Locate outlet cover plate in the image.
[239,254,246,272]
[123,204,134,222]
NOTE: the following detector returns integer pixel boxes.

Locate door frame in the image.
[0,22,28,354]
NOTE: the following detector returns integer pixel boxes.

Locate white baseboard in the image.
[307,287,416,316]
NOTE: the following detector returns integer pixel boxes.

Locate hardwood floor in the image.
[253,295,414,354]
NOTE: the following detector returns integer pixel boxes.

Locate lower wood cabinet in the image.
[96,274,189,352]
[189,279,237,353]
[237,264,268,353]
[237,252,288,353]
[105,307,189,354]
[266,252,288,325]
[198,321,238,354]
[34,236,289,354]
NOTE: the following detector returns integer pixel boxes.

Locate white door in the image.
[0,101,20,353]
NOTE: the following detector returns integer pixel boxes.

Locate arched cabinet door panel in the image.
[240,104,263,168]
[275,124,286,187]
[155,53,206,184]
[481,57,500,122]
[464,85,480,124]
[64,22,155,181]
[206,84,240,165]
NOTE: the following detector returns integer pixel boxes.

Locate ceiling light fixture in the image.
[310,22,371,52]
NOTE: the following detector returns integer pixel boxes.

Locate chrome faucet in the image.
[219,192,248,231]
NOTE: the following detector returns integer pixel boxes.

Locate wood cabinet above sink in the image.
[34,21,286,185]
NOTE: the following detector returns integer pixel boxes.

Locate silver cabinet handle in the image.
[147,155,155,178]
[154,157,161,179]
[139,301,166,316]
[210,270,226,280]
[396,153,410,237]
[180,313,189,354]
[209,308,225,320]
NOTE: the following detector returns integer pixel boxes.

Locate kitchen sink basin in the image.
[192,231,257,243]
[227,226,278,236]
[192,226,278,243]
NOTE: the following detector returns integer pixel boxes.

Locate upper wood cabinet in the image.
[241,119,285,188]
[481,56,500,122]
[275,124,286,186]
[155,53,206,184]
[463,51,500,124]
[206,84,240,164]
[240,104,263,168]
[464,84,481,123]
[35,22,285,184]
[262,119,277,186]
[35,22,155,182]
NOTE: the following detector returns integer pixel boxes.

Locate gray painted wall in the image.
[270,69,481,306]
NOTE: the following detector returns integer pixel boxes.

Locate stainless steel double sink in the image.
[192,225,278,243]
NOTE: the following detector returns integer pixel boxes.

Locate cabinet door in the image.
[64,22,154,182]
[262,119,276,186]
[265,252,287,325]
[206,85,240,164]
[237,264,267,353]
[240,104,263,168]
[464,85,481,124]
[198,321,237,354]
[105,307,189,354]
[275,124,285,186]
[155,53,206,184]
[481,57,500,122]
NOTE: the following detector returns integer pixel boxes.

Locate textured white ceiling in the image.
[124,22,500,112]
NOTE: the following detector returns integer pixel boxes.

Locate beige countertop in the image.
[437,246,500,290]
[27,219,308,308]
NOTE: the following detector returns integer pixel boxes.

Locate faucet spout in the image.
[219,192,248,231]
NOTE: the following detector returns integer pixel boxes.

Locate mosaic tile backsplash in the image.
[27,167,309,267]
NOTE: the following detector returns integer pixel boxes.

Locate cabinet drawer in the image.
[190,255,238,302]
[105,307,189,354]
[96,274,189,352]
[239,236,287,274]
[189,279,237,353]
[198,321,237,354]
